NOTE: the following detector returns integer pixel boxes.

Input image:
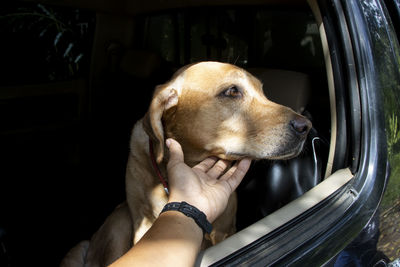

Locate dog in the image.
[60,61,311,266]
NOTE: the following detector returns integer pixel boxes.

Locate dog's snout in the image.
[290,117,312,136]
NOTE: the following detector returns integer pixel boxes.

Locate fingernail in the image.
[166,139,171,148]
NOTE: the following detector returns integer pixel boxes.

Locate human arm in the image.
[109,138,251,267]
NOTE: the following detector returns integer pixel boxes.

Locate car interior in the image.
[0,0,355,265]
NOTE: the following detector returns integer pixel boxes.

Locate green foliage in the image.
[0,3,93,83]
[381,153,400,211]
[388,114,400,156]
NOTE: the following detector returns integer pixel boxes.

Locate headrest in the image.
[247,68,311,113]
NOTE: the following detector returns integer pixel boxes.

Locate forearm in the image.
[109,139,251,266]
[109,211,203,267]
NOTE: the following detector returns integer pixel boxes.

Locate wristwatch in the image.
[161,201,213,234]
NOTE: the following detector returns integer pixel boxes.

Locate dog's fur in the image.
[61,62,311,267]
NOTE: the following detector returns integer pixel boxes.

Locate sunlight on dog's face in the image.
[161,62,311,164]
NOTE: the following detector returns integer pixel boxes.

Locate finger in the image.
[166,138,184,168]
[206,159,232,179]
[193,157,218,172]
[222,158,251,182]
[220,158,251,192]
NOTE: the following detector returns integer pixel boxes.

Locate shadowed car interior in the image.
[0,1,353,266]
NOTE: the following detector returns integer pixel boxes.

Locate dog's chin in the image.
[220,153,249,161]
[222,140,306,161]
[267,149,302,160]
[266,140,306,160]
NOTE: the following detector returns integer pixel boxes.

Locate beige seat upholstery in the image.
[247,68,311,113]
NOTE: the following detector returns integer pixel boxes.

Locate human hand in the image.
[165,138,251,223]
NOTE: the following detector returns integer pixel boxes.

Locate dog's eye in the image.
[221,86,243,98]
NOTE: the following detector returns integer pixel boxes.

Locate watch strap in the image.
[161,201,213,234]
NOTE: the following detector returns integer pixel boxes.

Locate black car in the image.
[1,0,399,266]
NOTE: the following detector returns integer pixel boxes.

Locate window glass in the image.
[143,14,177,63]
[137,8,324,71]
[256,9,323,70]
[0,3,95,85]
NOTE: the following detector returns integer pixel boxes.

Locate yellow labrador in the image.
[61,62,311,267]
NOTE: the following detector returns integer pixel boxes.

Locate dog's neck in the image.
[127,119,210,193]
[126,121,169,191]
[148,138,169,194]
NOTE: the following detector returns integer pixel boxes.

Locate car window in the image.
[129,6,331,231]
[0,3,337,266]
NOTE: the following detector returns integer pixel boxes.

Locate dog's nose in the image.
[290,116,312,136]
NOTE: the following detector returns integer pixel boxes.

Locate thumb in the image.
[166,138,184,168]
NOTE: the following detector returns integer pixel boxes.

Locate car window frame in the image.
[196,0,393,265]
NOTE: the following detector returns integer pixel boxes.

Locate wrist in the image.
[158,210,203,237]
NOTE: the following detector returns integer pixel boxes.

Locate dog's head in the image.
[143,61,311,166]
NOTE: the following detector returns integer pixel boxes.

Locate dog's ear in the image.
[143,85,179,163]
